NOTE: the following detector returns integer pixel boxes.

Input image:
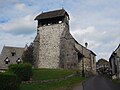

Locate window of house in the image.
[11,52,16,56]
[4,57,10,64]
[16,58,21,64]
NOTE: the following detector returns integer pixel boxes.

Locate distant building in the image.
[96,58,111,75]
[0,46,25,70]
[33,9,96,76]
[109,44,120,79]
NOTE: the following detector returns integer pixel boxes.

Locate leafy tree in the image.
[22,43,34,65]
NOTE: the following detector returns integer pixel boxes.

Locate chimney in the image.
[85,42,88,48]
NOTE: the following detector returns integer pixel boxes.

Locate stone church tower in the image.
[33,9,96,75]
[34,9,78,68]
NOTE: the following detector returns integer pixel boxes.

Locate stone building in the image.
[33,9,96,75]
[0,46,25,70]
[96,58,111,75]
[109,44,120,79]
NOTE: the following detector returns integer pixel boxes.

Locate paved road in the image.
[83,75,120,90]
[73,83,83,90]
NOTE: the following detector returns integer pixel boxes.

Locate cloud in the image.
[0,32,35,53]
[0,15,36,35]
[70,25,120,60]
[0,0,120,61]
[15,3,28,12]
[14,3,34,14]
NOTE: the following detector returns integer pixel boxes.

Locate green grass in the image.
[20,76,86,90]
[20,68,86,90]
[32,68,75,80]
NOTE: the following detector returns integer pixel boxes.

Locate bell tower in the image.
[35,9,69,28]
[34,9,70,68]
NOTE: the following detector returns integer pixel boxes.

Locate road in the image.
[83,75,120,90]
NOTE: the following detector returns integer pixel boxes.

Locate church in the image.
[0,9,96,76]
[33,9,96,75]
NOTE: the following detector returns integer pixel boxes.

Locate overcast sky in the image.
[0,0,120,60]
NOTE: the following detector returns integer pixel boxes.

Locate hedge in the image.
[0,72,20,90]
[8,63,32,81]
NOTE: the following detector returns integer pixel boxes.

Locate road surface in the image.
[83,75,120,90]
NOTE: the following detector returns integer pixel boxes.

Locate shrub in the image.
[0,72,20,90]
[8,63,32,81]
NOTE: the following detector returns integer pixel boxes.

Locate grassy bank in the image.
[32,68,75,80]
[21,76,86,90]
[20,69,86,90]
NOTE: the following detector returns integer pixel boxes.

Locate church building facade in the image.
[33,9,96,75]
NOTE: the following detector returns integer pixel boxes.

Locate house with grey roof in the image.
[109,44,120,79]
[0,46,25,70]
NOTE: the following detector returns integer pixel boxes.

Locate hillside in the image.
[20,69,86,90]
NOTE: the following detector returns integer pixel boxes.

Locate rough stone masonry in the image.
[33,9,96,75]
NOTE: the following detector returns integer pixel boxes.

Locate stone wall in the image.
[75,43,96,75]
[37,23,66,68]
[60,24,78,69]
[33,34,40,68]
[34,23,79,69]
[33,15,96,75]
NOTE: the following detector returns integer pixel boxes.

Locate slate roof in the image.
[74,39,96,56]
[114,43,120,53]
[1,46,24,51]
[109,43,120,60]
[0,46,24,69]
[34,9,69,20]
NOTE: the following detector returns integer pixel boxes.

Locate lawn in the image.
[20,68,86,90]
[32,68,75,80]
[20,76,86,90]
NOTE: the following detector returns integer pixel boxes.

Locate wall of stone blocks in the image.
[33,35,40,68]
[33,21,96,76]
[59,24,78,69]
[37,23,66,68]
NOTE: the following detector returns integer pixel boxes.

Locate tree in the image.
[22,43,34,65]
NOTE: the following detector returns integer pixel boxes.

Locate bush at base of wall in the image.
[8,63,32,81]
[0,72,20,90]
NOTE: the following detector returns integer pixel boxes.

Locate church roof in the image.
[34,9,69,20]
[74,39,96,56]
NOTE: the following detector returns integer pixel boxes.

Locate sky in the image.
[0,0,120,61]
